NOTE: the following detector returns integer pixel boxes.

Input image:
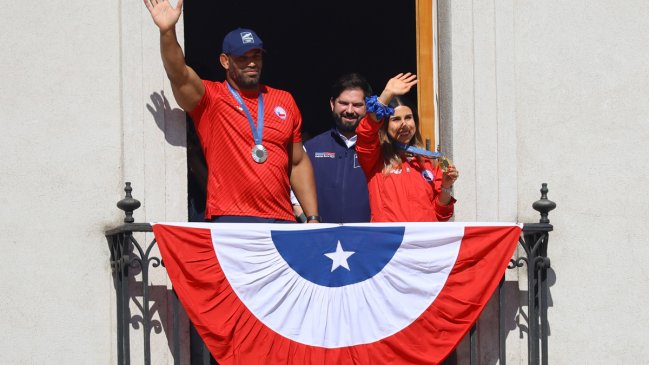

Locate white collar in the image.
[335,129,357,148]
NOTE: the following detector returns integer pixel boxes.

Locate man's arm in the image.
[289,142,319,223]
[144,0,204,111]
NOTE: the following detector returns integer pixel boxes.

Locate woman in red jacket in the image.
[356,73,459,222]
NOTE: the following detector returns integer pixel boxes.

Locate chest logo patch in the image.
[422,169,435,182]
[274,106,287,120]
[315,152,336,158]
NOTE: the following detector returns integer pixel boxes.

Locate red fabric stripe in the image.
[154,224,520,365]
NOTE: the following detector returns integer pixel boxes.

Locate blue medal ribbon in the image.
[394,142,441,159]
[226,82,264,146]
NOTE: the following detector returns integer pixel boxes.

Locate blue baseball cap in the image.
[222,28,264,56]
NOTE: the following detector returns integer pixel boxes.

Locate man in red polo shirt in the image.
[144,0,320,223]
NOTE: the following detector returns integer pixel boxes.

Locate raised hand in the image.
[143,0,184,33]
[385,72,418,96]
[378,73,418,106]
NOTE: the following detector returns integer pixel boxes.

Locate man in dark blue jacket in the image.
[292,73,372,223]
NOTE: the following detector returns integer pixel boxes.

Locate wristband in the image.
[296,213,307,223]
[441,187,453,195]
[306,215,322,222]
[365,95,395,120]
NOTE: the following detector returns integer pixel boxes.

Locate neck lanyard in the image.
[394,142,441,159]
[226,82,264,146]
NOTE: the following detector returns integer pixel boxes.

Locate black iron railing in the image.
[106,183,183,365]
[105,183,555,365]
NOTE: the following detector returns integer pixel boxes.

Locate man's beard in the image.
[333,111,361,133]
[230,68,261,90]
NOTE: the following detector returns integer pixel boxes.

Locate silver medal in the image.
[251,144,268,163]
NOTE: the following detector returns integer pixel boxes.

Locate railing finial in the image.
[532,183,556,224]
[117,182,141,223]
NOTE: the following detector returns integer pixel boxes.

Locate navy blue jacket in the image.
[305,129,370,223]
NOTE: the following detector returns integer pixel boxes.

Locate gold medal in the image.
[438,156,452,172]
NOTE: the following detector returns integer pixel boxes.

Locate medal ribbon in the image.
[395,142,441,159]
[227,82,264,146]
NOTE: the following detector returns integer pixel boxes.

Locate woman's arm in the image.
[355,116,384,178]
[438,165,458,206]
[432,163,459,221]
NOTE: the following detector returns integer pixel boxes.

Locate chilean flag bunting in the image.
[152,222,522,365]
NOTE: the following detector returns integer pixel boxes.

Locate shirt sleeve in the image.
[288,94,303,143]
[187,80,212,129]
[187,80,214,146]
[430,163,456,221]
[355,116,384,179]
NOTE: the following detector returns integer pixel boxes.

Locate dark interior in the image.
[184,0,417,137]
[183,1,417,221]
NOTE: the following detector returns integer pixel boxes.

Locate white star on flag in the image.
[324,241,355,272]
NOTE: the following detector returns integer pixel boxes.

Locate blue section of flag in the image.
[271,226,405,287]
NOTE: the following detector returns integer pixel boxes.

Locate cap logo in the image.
[240,32,255,44]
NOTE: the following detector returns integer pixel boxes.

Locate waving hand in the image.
[143,0,184,32]
[378,73,418,105]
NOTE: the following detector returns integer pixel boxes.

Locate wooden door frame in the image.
[416,0,436,150]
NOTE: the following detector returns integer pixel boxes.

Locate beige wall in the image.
[2,0,648,363]
[439,0,649,363]
[0,1,186,363]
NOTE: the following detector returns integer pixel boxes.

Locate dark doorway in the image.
[184,0,417,138]
[182,3,417,361]
[184,0,417,217]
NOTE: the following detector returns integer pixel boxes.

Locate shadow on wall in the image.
[146,90,208,221]
[514,267,555,339]
[109,235,189,364]
[146,91,186,147]
[452,267,556,365]
[130,249,188,363]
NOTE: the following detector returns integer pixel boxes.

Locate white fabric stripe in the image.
[210,223,465,348]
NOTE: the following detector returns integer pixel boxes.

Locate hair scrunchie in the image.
[365,96,394,120]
